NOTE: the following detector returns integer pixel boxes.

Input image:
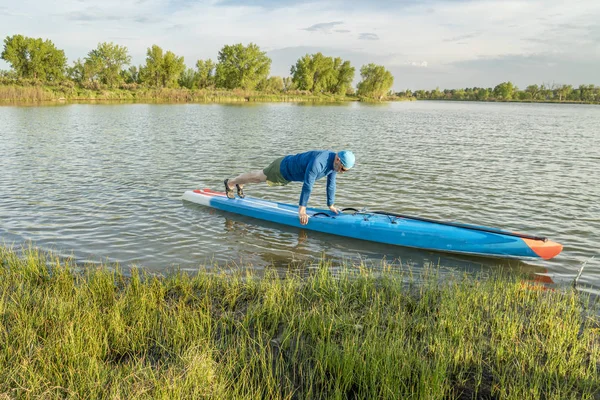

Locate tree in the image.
[290,53,329,92]
[83,42,131,88]
[140,45,163,87]
[178,68,197,89]
[282,77,296,91]
[139,45,185,88]
[215,43,271,90]
[578,84,596,102]
[525,84,540,100]
[121,66,140,84]
[539,84,552,100]
[290,53,354,95]
[196,59,215,89]
[557,84,572,101]
[310,53,336,93]
[329,57,354,95]
[161,50,185,88]
[493,81,514,100]
[476,88,490,101]
[1,34,67,81]
[356,63,394,99]
[257,76,284,93]
[67,59,86,84]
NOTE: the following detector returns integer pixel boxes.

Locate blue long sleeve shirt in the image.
[280,151,337,207]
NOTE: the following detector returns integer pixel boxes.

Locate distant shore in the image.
[1,84,598,105]
[0,84,415,103]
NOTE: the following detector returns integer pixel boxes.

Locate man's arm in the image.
[299,159,318,208]
[298,159,318,225]
[326,172,337,208]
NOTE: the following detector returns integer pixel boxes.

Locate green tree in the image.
[257,76,284,93]
[161,50,185,88]
[556,84,572,101]
[329,57,354,95]
[578,84,596,102]
[291,53,334,92]
[525,84,540,100]
[67,59,86,84]
[1,34,67,81]
[83,42,131,88]
[282,76,296,91]
[140,45,163,87]
[120,65,140,84]
[356,63,394,99]
[493,81,514,100]
[196,59,215,89]
[290,54,313,90]
[539,84,552,100]
[178,68,197,89]
[290,53,354,95]
[454,89,466,100]
[139,45,185,88]
[215,43,271,90]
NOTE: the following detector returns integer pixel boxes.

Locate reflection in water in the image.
[199,202,555,287]
[0,102,596,296]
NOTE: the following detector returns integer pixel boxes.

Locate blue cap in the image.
[338,150,355,169]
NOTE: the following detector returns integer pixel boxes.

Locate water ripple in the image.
[0,102,599,294]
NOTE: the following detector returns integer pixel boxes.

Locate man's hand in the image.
[298,206,309,225]
[329,205,340,214]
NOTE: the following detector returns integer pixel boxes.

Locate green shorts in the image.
[263,156,290,186]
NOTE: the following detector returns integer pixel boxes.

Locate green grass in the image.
[0,84,356,103]
[0,245,598,399]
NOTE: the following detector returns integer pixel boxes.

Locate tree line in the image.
[0,34,394,99]
[406,81,599,103]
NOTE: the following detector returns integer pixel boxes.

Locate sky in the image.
[1,0,599,90]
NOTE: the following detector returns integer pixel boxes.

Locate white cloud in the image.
[358,33,379,41]
[0,0,599,89]
[302,21,344,33]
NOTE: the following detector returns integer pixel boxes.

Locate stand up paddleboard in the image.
[182,189,562,260]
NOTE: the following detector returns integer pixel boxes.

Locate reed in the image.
[0,245,598,399]
[0,84,356,104]
[0,85,57,102]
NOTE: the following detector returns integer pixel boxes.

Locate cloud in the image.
[358,33,379,40]
[445,53,600,88]
[302,21,344,33]
[134,16,164,24]
[216,0,312,8]
[443,31,482,42]
[1,0,599,90]
[406,61,428,67]
[63,10,126,22]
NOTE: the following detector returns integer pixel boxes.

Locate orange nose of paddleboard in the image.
[522,238,563,260]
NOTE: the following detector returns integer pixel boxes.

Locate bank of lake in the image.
[1,245,598,399]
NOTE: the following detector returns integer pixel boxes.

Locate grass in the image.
[0,84,356,103]
[0,245,598,399]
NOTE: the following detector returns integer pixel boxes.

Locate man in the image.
[224,150,355,225]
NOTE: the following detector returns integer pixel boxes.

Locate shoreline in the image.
[1,245,598,398]
[1,91,597,105]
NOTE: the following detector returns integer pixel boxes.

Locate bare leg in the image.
[227,170,267,189]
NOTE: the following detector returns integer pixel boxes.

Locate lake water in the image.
[1,101,599,296]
